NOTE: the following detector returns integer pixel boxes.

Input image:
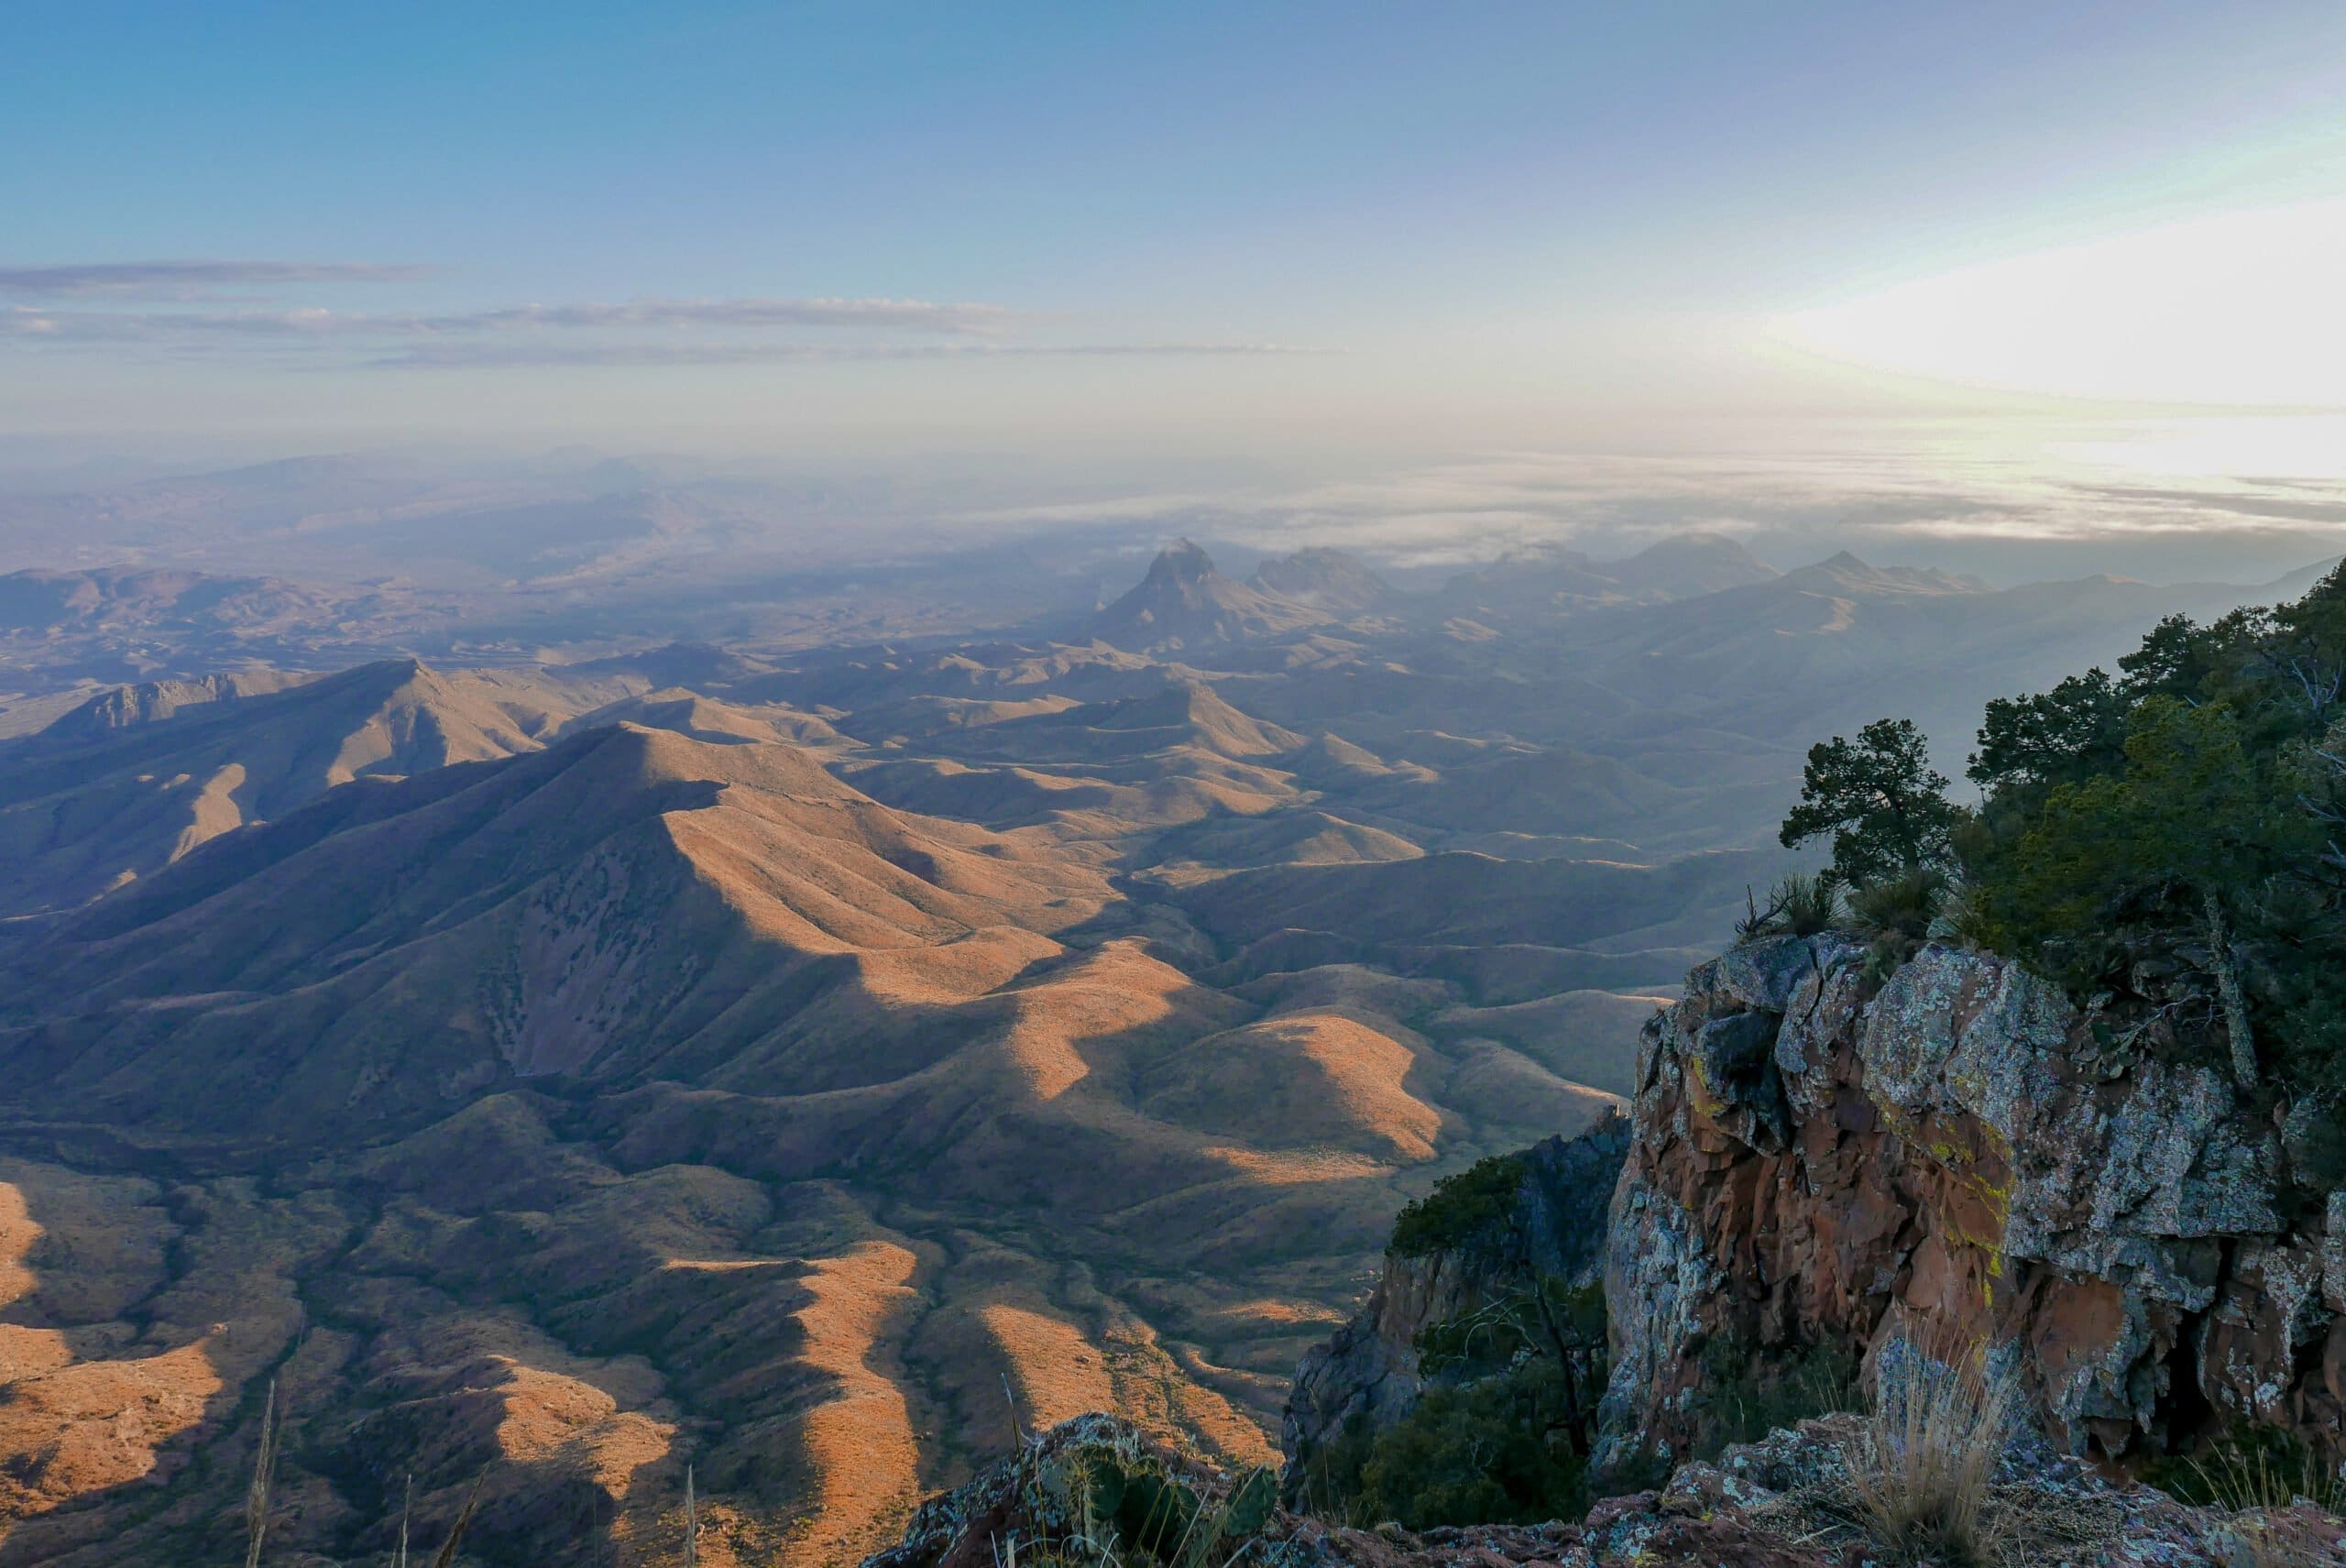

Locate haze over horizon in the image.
[9,2,2346,588]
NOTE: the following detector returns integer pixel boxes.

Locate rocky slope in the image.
[1599,934,2343,1475]
[0,657,643,915]
[873,1397,2341,1568]
[0,710,1631,1566]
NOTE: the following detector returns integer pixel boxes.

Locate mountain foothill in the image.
[0,530,2317,1566]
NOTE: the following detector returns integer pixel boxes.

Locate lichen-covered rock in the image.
[2324,1190,2346,1314]
[869,1410,2336,1568]
[1598,937,2345,1475]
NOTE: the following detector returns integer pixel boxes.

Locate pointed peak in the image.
[1146,538,1219,584]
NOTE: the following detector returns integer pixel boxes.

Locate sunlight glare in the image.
[1774,203,2346,407]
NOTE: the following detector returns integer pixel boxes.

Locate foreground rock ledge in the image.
[862,1411,2341,1568]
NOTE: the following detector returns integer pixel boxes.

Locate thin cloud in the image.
[0,260,433,297]
[444,298,1023,334]
[1,297,1023,340]
[367,340,1324,368]
[0,303,1320,366]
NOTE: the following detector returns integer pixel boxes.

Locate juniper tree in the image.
[1780,718,1960,889]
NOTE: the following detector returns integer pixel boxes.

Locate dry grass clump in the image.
[1836,1354,2015,1566]
[2183,1431,2346,1518]
[2182,1434,2346,1568]
[2214,1515,2344,1568]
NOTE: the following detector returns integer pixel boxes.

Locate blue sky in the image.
[7,1,2346,447]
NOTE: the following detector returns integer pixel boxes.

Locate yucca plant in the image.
[1736,873,1843,942]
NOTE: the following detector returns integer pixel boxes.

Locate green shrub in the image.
[2286,1093,2346,1191]
[1847,866,1948,943]
[1847,866,1951,983]
[1387,1155,1526,1258]
[1415,1279,1606,1378]
[1782,561,2346,1098]
[1304,1282,1609,1529]
[1692,1340,1862,1459]
[1779,718,1963,888]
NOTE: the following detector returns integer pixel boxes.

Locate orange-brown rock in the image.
[1597,936,2342,1473]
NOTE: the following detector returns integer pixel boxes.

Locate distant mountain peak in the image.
[1146,538,1219,586]
[1783,550,1985,598]
[1249,546,1391,612]
[1089,539,1329,652]
[1621,532,1771,567]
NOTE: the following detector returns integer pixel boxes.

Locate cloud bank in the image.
[950,437,2346,584]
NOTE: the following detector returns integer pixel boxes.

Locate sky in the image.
[6,1,2346,469]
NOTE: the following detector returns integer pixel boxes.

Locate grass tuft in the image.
[1837,1354,2014,1566]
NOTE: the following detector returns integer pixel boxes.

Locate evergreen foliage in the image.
[1781,718,1963,887]
[1348,1359,1593,1528]
[1302,1283,1608,1530]
[1783,561,2346,1112]
[1387,1155,1529,1258]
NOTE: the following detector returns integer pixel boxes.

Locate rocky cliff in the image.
[1280,1113,1629,1502]
[870,934,2346,1568]
[1598,933,2344,1474]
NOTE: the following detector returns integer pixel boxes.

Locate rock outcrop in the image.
[1279,1113,1630,1500]
[870,1409,2331,1568]
[1598,934,2345,1473]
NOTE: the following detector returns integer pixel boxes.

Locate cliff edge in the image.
[1598,933,2342,1473]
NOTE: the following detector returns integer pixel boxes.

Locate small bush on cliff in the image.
[1387,1155,1527,1258]
[1847,865,1952,982]
[1780,718,1963,889]
[1416,1279,1606,1378]
[1303,1281,1609,1530]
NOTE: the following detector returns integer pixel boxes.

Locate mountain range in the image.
[0,531,2321,1566]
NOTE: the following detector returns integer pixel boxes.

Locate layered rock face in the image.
[1599,934,2344,1471]
[1281,1113,1630,1498]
